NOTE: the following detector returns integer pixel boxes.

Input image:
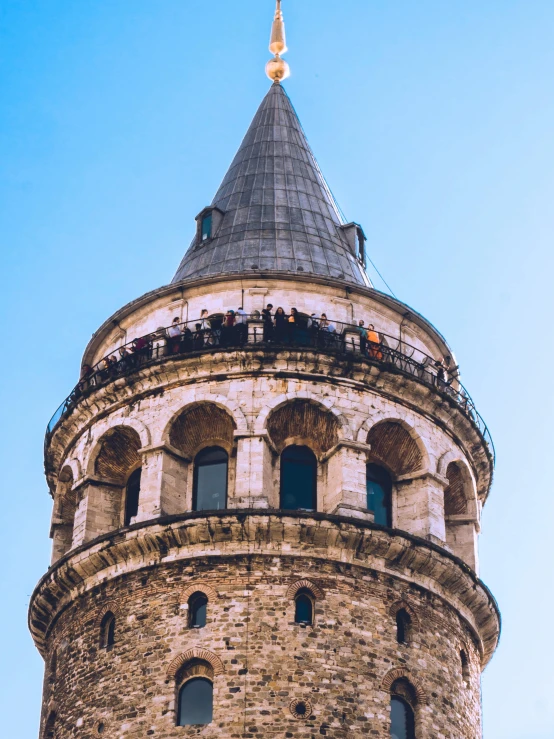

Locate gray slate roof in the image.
[172,83,370,287]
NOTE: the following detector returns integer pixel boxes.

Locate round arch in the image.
[255,391,352,441]
[166,648,224,682]
[359,417,430,477]
[85,420,149,479]
[382,668,428,705]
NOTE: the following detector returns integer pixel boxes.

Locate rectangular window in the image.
[201,213,213,241]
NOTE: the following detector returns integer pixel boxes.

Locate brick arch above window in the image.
[94,601,123,629]
[92,426,142,483]
[168,403,237,459]
[266,400,341,455]
[365,420,425,477]
[286,579,324,600]
[389,600,420,627]
[181,583,219,603]
[166,648,224,682]
[382,668,428,705]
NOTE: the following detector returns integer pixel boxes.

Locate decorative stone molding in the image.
[181,583,219,603]
[389,600,420,627]
[30,513,500,666]
[166,648,224,681]
[286,579,324,600]
[382,668,428,705]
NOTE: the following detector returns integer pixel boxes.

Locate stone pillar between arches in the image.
[394,471,447,544]
[136,444,189,521]
[324,441,373,520]
[446,515,480,573]
[71,477,123,547]
[232,434,275,509]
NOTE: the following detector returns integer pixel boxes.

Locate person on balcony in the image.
[274,307,287,343]
[167,317,182,354]
[288,307,299,343]
[236,307,248,344]
[367,324,383,360]
[222,310,237,346]
[357,320,368,354]
[193,323,205,351]
[262,304,274,341]
[200,309,214,346]
[319,313,336,348]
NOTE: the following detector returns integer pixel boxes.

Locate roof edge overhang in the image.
[81,272,454,369]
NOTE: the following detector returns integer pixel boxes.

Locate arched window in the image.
[280,446,317,511]
[461,649,470,684]
[124,468,142,526]
[44,710,57,739]
[390,696,416,739]
[189,592,208,629]
[366,463,392,526]
[396,609,411,645]
[49,651,57,684]
[100,611,116,649]
[177,678,214,726]
[193,447,228,511]
[294,589,314,625]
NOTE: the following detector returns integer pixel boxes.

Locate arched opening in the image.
[124,468,142,526]
[390,696,416,739]
[100,611,116,649]
[267,400,340,457]
[193,447,228,511]
[44,710,57,739]
[460,649,470,684]
[280,445,317,511]
[395,609,411,645]
[366,463,392,526]
[294,589,314,625]
[175,659,215,727]
[366,422,423,477]
[188,592,208,629]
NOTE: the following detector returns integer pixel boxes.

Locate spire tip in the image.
[266,0,290,83]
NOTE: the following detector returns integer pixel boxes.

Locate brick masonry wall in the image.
[42,553,482,739]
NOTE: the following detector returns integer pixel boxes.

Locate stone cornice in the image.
[28,511,500,667]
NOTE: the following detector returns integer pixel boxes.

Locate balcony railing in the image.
[45,314,495,463]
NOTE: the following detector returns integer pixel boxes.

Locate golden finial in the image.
[266,0,290,83]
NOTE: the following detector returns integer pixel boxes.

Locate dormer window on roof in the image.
[194,207,224,248]
[201,213,212,242]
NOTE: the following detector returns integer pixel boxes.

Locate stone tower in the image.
[31,5,499,738]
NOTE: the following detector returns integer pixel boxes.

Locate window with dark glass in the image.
[124,468,142,526]
[100,612,116,649]
[396,609,411,644]
[366,463,392,526]
[390,696,415,739]
[193,447,228,511]
[189,592,208,628]
[177,678,214,726]
[201,213,213,241]
[280,445,317,511]
[294,590,314,625]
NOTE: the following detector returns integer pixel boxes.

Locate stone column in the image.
[247,320,265,344]
[324,441,372,520]
[137,444,189,521]
[71,477,123,546]
[445,516,480,573]
[232,434,275,509]
[395,471,447,544]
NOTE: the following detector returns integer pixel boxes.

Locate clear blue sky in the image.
[1,2,553,737]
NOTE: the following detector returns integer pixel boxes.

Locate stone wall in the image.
[37,523,490,739]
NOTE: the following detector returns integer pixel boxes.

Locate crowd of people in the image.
[74,305,460,403]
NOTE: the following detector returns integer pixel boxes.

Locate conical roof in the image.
[172,83,369,286]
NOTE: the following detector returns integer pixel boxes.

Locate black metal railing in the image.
[45,314,495,463]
